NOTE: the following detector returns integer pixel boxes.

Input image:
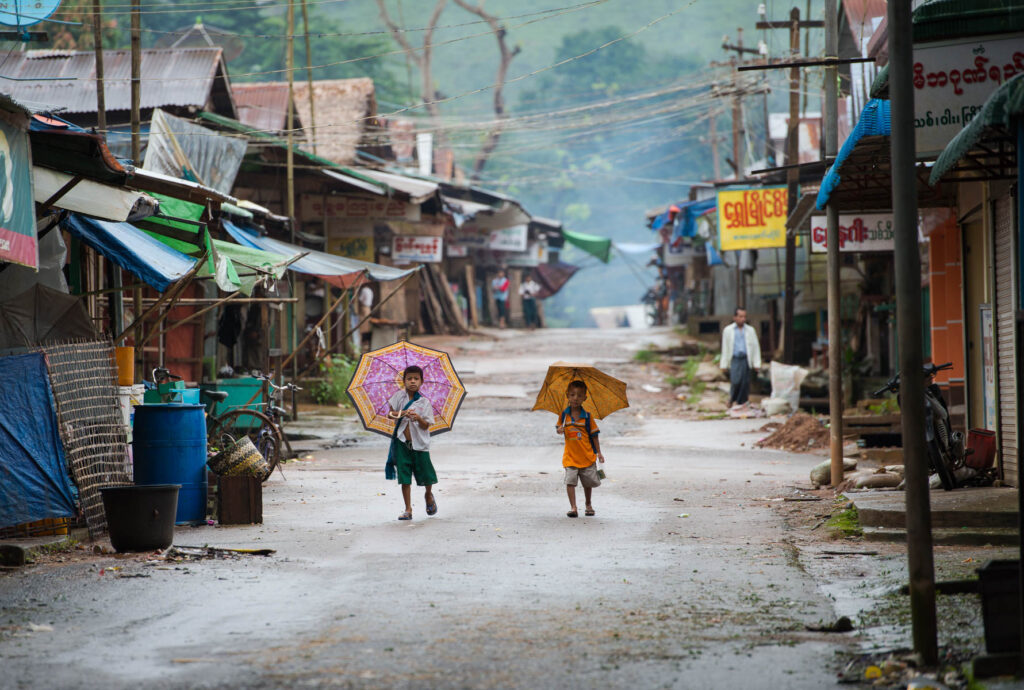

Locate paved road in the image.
[1,329,853,689]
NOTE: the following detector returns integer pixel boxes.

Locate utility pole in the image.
[708,109,722,180]
[130,0,141,163]
[824,1,844,487]
[889,0,938,666]
[756,7,823,363]
[718,28,761,310]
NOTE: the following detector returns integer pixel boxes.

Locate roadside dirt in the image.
[755,412,830,452]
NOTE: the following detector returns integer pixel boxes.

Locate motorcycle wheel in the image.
[927,439,957,491]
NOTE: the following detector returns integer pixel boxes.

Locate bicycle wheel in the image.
[210,409,282,479]
[927,439,957,491]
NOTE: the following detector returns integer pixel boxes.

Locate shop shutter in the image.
[994,195,1018,486]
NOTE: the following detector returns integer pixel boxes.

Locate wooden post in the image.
[300,0,317,155]
[91,0,105,135]
[285,0,296,234]
[465,264,478,328]
[130,0,141,163]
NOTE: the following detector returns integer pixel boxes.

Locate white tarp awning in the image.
[33,166,158,222]
[352,168,439,203]
[323,168,388,196]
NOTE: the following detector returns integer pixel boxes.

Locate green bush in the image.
[312,355,357,406]
[633,348,659,363]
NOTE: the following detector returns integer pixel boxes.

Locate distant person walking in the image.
[491,269,510,328]
[519,274,541,329]
[556,380,604,518]
[357,283,374,351]
[720,307,761,408]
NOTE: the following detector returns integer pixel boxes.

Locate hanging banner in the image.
[912,35,1024,156]
[0,112,37,268]
[716,187,788,251]
[392,235,443,263]
[300,194,420,222]
[810,213,895,253]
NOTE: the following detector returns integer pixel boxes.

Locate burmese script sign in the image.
[913,35,1024,156]
[392,235,442,263]
[810,213,895,253]
[300,194,420,222]
[717,187,788,251]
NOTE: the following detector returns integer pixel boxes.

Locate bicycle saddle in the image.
[271,405,288,417]
[204,390,230,402]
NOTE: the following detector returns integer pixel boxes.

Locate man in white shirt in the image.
[519,275,542,329]
[720,307,762,408]
[357,284,374,350]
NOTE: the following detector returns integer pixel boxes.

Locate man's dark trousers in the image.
[729,353,750,405]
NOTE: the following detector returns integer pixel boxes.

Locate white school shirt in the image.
[388,389,436,451]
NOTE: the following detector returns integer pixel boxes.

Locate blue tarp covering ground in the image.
[222,220,417,283]
[816,99,891,210]
[0,353,77,529]
[63,213,196,292]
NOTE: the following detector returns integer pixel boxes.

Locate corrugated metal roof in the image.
[3,48,231,115]
[233,83,294,134]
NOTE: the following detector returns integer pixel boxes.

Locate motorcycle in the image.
[873,362,962,491]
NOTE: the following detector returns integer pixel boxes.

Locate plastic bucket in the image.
[115,346,135,386]
[966,428,997,469]
[132,404,207,525]
[100,484,179,552]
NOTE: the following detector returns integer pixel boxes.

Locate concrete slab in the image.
[850,486,1019,529]
[863,526,1019,546]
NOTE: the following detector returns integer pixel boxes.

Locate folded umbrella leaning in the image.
[531,361,630,419]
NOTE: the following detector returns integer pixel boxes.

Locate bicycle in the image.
[199,383,283,483]
[254,373,302,471]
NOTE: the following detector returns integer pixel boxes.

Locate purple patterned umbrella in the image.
[346,341,466,437]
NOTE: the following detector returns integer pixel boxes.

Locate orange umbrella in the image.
[531,361,629,419]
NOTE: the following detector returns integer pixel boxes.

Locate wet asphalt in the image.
[2,328,867,689]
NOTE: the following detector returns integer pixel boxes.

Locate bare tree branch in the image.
[375,0,421,67]
[452,0,521,180]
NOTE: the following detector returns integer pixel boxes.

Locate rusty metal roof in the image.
[232,83,301,134]
[2,48,235,116]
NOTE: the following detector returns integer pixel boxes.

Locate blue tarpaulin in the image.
[674,198,717,240]
[222,220,418,284]
[816,99,891,210]
[0,353,77,529]
[63,213,196,292]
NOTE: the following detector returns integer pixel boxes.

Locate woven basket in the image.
[208,435,269,480]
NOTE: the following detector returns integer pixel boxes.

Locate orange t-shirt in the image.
[560,410,599,468]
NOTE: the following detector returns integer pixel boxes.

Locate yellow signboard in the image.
[327,236,375,263]
[717,186,789,251]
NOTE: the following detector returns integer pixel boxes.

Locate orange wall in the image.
[928,218,965,384]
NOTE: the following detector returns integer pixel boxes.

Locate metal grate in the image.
[40,340,132,538]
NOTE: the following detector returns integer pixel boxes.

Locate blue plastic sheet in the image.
[0,353,77,529]
[63,213,196,292]
[816,99,891,210]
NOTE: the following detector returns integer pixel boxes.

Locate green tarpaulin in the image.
[930,72,1024,184]
[562,228,612,263]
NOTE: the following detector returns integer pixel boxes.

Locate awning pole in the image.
[278,272,366,373]
[889,0,938,666]
[116,253,206,344]
[825,0,844,487]
[144,291,242,343]
[297,272,415,380]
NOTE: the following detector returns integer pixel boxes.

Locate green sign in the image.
[0,113,36,268]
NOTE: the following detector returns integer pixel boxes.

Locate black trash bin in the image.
[977,559,1022,654]
[100,484,180,552]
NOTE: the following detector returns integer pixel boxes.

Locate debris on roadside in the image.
[805,615,854,633]
[164,545,275,561]
[754,412,830,453]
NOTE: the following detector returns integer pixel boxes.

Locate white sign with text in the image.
[810,213,895,253]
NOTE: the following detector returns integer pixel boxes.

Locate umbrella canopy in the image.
[347,341,466,438]
[0,284,96,350]
[532,362,629,419]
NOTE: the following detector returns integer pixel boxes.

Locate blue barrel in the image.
[132,404,207,525]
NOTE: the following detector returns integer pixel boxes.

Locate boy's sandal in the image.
[585,507,595,516]
[426,498,438,516]
[566,510,578,518]
[398,511,412,521]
